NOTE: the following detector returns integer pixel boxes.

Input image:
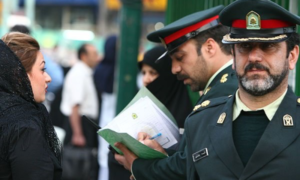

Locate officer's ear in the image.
[288,45,299,70]
[204,38,217,57]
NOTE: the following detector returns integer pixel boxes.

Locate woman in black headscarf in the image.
[0,32,61,179]
[139,46,193,128]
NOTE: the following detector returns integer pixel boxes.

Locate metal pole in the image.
[295,0,300,96]
[115,0,142,114]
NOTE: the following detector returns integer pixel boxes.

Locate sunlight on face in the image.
[27,51,52,103]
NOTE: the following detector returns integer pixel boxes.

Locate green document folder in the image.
[98,129,167,158]
[98,86,177,159]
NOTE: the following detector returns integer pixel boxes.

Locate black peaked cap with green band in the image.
[147,5,224,62]
[219,0,300,44]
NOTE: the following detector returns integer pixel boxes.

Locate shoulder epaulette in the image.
[297,97,300,105]
[192,95,231,113]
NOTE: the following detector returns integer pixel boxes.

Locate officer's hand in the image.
[137,132,151,141]
[137,132,167,155]
[114,142,137,171]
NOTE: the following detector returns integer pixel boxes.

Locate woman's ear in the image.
[27,72,32,82]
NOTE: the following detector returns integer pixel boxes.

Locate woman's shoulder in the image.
[0,105,44,160]
[0,102,44,143]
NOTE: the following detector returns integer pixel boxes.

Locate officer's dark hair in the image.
[286,32,300,58]
[77,44,88,61]
[192,25,231,56]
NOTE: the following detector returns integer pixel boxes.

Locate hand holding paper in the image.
[98,87,179,159]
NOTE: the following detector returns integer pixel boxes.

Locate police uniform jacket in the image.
[185,88,300,180]
[132,64,238,180]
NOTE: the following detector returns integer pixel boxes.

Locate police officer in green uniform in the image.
[185,0,300,179]
[114,5,238,180]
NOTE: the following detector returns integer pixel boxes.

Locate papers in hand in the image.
[98,87,180,159]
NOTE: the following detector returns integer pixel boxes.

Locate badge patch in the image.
[193,104,201,111]
[217,112,226,124]
[246,11,261,30]
[220,74,228,83]
[192,148,209,162]
[283,114,293,127]
[201,100,210,107]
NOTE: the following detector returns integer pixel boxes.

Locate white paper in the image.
[103,96,179,148]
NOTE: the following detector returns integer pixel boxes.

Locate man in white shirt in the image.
[61,44,99,147]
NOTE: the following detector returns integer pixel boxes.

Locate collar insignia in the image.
[283,114,293,127]
[220,74,228,83]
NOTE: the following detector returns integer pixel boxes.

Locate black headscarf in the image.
[94,35,117,94]
[0,40,61,162]
[139,46,193,128]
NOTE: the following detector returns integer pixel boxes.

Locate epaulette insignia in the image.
[193,104,201,111]
[217,112,226,124]
[201,100,210,107]
[204,87,211,95]
[228,95,232,97]
[297,98,300,104]
[220,74,228,83]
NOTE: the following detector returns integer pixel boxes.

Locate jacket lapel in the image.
[198,65,235,104]
[208,96,244,178]
[240,89,300,179]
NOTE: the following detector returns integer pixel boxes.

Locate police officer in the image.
[114,5,238,180]
[185,0,300,179]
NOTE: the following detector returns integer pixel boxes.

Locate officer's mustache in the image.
[244,63,269,73]
[177,74,189,81]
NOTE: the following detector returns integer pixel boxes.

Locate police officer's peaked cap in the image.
[220,0,300,44]
[147,5,224,61]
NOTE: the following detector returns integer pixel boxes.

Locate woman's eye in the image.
[150,71,157,75]
[42,68,47,72]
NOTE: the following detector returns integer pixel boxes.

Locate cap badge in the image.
[159,37,167,49]
[246,11,261,30]
[283,114,293,127]
[220,74,228,83]
[217,112,226,124]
